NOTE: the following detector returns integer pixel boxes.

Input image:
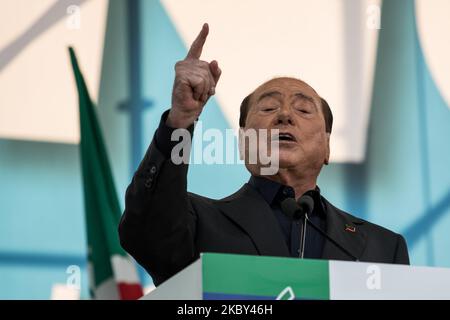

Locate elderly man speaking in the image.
[119,24,409,286]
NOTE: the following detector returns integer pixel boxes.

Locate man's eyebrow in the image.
[257,91,282,102]
[293,92,318,110]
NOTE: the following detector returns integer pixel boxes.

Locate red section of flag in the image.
[117,283,144,300]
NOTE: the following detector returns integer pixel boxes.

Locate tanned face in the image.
[243,77,330,175]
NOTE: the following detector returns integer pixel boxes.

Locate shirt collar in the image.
[248,175,326,217]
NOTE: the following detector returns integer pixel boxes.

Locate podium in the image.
[142,253,450,300]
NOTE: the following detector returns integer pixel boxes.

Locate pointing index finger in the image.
[186,23,209,60]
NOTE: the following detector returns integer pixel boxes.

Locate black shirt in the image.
[248,175,327,259]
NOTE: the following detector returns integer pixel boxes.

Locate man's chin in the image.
[277,156,300,169]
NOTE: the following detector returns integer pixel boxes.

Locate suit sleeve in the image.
[394,234,410,265]
[118,110,198,286]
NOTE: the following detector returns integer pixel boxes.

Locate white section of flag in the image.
[94,277,120,300]
[111,254,141,284]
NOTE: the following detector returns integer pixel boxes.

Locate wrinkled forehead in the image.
[251,77,320,105]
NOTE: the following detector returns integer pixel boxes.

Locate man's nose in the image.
[276,105,294,125]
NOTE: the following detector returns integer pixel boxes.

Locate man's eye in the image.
[262,107,277,112]
[295,107,311,114]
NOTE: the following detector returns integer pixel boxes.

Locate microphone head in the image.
[298,195,314,216]
[280,197,304,220]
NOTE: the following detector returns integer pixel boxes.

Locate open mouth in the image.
[273,132,297,142]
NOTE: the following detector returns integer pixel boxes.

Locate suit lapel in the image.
[216,184,290,257]
[216,185,366,261]
[321,197,367,261]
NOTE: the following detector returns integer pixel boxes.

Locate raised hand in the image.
[167,23,221,128]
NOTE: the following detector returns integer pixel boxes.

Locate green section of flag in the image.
[202,253,330,300]
[69,47,126,293]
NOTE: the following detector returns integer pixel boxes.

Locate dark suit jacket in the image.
[119,138,410,286]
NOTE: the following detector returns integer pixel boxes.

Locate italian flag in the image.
[69,47,143,300]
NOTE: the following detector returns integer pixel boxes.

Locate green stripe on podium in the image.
[202,253,330,300]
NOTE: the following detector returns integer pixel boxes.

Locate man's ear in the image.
[238,128,245,161]
[324,133,330,165]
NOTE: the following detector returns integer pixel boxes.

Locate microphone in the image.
[280,195,314,220]
[280,197,302,220]
[281,196,312,258]
[280,196,358,261]
[298,195,314,218]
